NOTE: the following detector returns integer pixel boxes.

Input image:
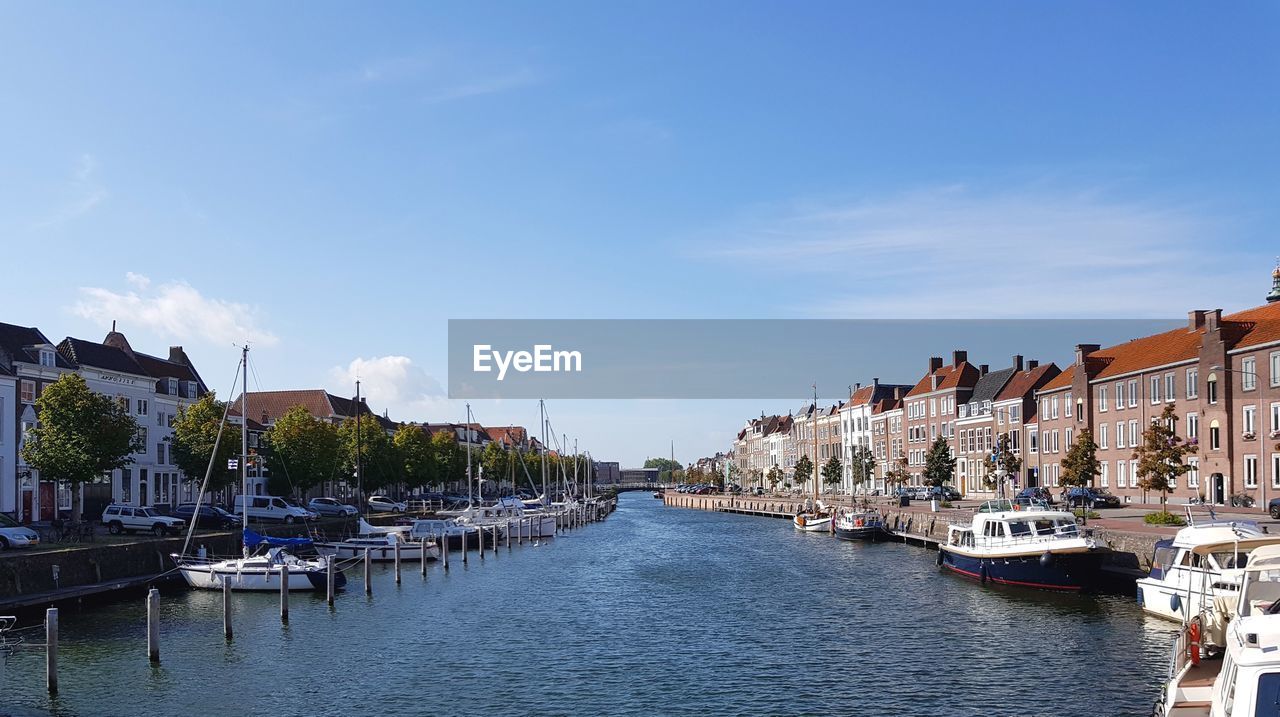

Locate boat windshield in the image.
[1241,568,1280,616]
[1210,550,1251,570]
[978,500,1015,513]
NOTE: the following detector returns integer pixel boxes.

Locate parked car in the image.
[173,503,239,529]
[1065,487,1122,508]
[1270,497,1280,519]
[929,486,961,501]
[233,495,317,524]
[368,495,408,513]
[0,512,40,550]
[102,504,186,536]
[910,486,931,500]
[308,497,358,518]
[751,486,765,496]
[1015,487,1056,507]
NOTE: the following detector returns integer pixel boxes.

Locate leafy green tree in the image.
[985,433,1022,493]
[766,465,783,492]
[1134,405,1198,515]
[394,424,436,490]
[645,457,681,484]
[1061,429,1100,491]
[429,430,464,488]
[339,417,401,495]
[264,406,340,495]
[849,446,877,495]
[884,457,911,488]
[821,455,843,491]
[749,467,764,490]
[793,454,813,492]
[21,374,143,522]
[923,437,956,488]
[480,441,512,491]
[169,393,241,496]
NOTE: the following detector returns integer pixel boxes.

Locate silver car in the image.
[308,497,358,517]
[0,513,41,549]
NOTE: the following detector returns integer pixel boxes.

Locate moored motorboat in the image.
[938,500,1106,591]
[1137,507,1280,622]
[833,508,887,541]
[409,518,482,550]
[793,506,833,532]
[314,530,439,563]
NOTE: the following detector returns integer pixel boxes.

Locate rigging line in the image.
[245,351,303,497]
[178,353,244,558]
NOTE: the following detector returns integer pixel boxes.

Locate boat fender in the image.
[1039,551,1054,568]
[935,550,944,566]
[979,562,988,584]
[1170,593,1182,614]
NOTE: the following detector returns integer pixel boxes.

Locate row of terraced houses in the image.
[732,269,1280,506]
[0,321,540,523]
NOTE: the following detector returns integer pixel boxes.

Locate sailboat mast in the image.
[465,403,473,505]
[241,345,249,555]
[355,379,362,507]
[812,384,819,503]
[540,400,548,505]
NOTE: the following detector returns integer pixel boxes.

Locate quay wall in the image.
[663,493,1158,572]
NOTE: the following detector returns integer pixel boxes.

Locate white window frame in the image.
[1099,423,1109,449]
[1188,458,1199,489]
[1165,373,1176,402]
[1187,369,1198,399]
[1097,387,1107,412]
[1128,379,1138,407]
[1150,376,1161,404]
[1245,455,1259,489]
[1243,357,1258,391]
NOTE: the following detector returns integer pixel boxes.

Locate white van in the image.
[233,495,317,524]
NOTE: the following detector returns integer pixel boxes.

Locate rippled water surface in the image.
[1,493,1176,717]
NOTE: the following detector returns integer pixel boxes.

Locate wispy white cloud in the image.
[34,153,108,228]
[420,66,540,104]
[72,274,279,346]
[329,355,449,422]
[697,185,1259,317]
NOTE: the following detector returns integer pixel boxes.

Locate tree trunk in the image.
[71,484,82,524]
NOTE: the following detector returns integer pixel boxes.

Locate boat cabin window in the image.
[1033,519,1056,535]
[1008,520,1033,537]
[1241,570,1280,616]
[1220,656,1237,715]
[983,521,1006,539]
[1210,551,1250,570]
[1255,672,1280,717]
[1152,546,1177,568]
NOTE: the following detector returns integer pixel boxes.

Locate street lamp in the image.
[1210,364,1264,510]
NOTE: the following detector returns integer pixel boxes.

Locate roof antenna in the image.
[111,320,116,332]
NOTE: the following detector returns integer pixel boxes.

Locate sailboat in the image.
[793,386,834,533]
[172,346,344,591]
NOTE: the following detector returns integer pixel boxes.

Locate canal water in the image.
[1,493,1176,717]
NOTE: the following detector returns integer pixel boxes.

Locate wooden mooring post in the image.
[463,530,469,564]
[279,566,289,624]
[394,540,402,584]
[147,588,160,662]
[222,579,233,640]
[46,607,58,695]
[506,520,512,550]
[420,538,428,577]
[518,516,525,544]
[442,531,450,570]
[364,548,372,596]
[326,556,336,607]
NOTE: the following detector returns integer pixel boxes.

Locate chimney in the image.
[168,346,190,365]
[1028,359,1039,370]
[952,350,968,366]
[931,375,940,390]
[1188,310,1207,331]
[1012,354,1024,372]
[1074,343,1101,365]
[928,356,943,373]
[979,364,989,376]
[1205,309,1223,332]
[872,377,880,390]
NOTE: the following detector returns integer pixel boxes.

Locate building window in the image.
[1187,369,1198,399]
[137,428,148,454]
[20,380,35,403]
[1165,373,1175,402]
[1245,455,1259,489]
[1116,382,1125,409]
[1097,387,1107,412]
[1188,459,1199,489]
[1118,460,1127,489]
[1150,376,1161,404]
[1272,352,1280,388]
[39,349,55,367]
[1115,422,1125,449]
[1064,393,1072,418]
[1100,461,1109,488]
[1099,423,1109,449]
[1244,405,1258,437]
[1207,375,1218,404]
[1128,379,1138,407]
[1273,404,1280,437]
[167,378,177,395]
[1273,454,1280,490]
[1065,427,1073,448]
[1188,412,1199,441]
[1029,429,1038,454]
[1210,422,1221,450]
[1243,358,1258,391]
[136,399,148,416]
[1052,396,1060,420]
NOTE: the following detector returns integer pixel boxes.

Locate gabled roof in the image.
[0,322,76,369]
[486,426,529,447]
[847,382,913,407]
[906,362,981,397]
[1089,328,1203,381]
[995,363,1061,402]
[132,352,201,384]
[231,389,392,428]
[57,336,147,376]
[966,367,1017,405]
[1040,363,1076,392]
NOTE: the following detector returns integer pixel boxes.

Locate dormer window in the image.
[39,349,54,367]
[167,378,178,395]
[186,381,198,397]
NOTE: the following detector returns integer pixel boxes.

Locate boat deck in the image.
[1166,661,1220,717]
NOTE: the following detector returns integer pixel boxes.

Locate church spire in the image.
[1268,257,1280,303]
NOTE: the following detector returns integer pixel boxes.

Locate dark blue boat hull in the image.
[834,526,888,542]
[939,548,1105,591]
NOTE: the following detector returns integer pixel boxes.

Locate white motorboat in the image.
[314,530,439,563]
[409,518,482,551]
[793,498,833,532]
[445,497,557,538]
[1137,507,1280,623]
[173,531,342,591]
[1155,543,1280,716]
[938,500,1106,591]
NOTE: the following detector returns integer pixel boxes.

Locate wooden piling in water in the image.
[279,566,289,624]
[506,520,512,550]
[462,530,469,564]
[46,607,57,695]
[479,527,486,560]
[326,556,335,607]
[223,579,233,640]
[442,531,449,570]
[420,538,428,577]
[394,540,402,584]
[147,588,160,662]
[364,548,372,596]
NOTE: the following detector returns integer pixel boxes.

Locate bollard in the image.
[420,537,428,577]
[492,525,498,556]
[519,516,525,545]
[223,579,233,640]
[506,520,512,550]
[147,588,160,662]
[46,607,58,695]
[364,548,372,596]
[463,530,469,564]
[279,565,289,624]
[442,531,449,570]
[480,527,485,560]
[394,540,402,584]
[326,556,336,607]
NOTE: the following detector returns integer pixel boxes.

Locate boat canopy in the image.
[243,529,312,549]
[1242,544,1280,573]
[1190,535,1280,555]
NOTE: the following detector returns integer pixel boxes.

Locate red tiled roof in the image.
[1226,301,1280,349]
[1041,364,1075,391]
[231,390,339,422]
[485,426,529,446]
[1090,327,1203,381]
[995,363,1061,402]
[906,362,981,397]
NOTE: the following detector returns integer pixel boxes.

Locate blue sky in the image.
[2,2,1278,466]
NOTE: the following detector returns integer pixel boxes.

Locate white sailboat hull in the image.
[793,516,832,532]
[175,561,325,591]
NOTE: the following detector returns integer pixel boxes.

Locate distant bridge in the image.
[596,482,665,493]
